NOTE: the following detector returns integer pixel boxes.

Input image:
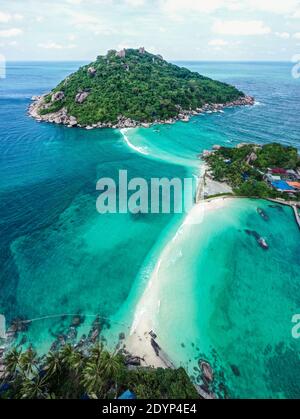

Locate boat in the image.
[257,207,269,221]
[257,237,269,250]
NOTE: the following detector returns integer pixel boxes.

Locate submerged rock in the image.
[199,360,214,383]
[231,364,241,377]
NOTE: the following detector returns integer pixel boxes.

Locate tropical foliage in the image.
[39,48,244,125]
[0,344,198,399]
[204,142,299,198]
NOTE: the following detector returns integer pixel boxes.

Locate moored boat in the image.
[257,207,269,221]
[257,237,269,250]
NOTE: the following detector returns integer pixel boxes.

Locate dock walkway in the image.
[267,198,300,229]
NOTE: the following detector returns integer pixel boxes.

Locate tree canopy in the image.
[1,345,199,399]
[39,48,244,125]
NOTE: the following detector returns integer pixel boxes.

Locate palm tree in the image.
[102,351,125,381]
[81,343,105,398]
[44,351,62,378]
[101,351,126,398]
[58,344,85,398]
[60,344,76,368]
[81,345,125,398]
[4,348,22,378]
[19,348,38,378]
[19,373,48,399]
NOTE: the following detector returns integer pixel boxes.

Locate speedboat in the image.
[257,237,269,250]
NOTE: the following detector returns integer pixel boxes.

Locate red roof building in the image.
[271,168,287,174]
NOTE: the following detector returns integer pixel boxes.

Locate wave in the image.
[120,128,150,156]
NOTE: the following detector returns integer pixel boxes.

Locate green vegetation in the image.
[252,143,299,170]
[39,48,244,125]
[0,345,198,399]
[204,143,300,199]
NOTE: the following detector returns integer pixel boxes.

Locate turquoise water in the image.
[0,62,299,398]
[150,198,300,399]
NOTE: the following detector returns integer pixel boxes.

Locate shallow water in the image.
[149,198,300,398]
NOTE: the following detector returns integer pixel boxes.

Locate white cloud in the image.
[0,12,24,23]
[243,0,300,15]
[293,32,300,39]
[124,0,145,6]
[275,32,290,39]
[0,28,23,38]
[65,0,84,4]
[38,41,76,49]
[208,39,229,46]
[160,0,300,17]
[161,0,226,15]
[67,34,77,41]
[13,14,24,21]
[292,9,300,18]
[0,12,10,23]
[212,20,271,36]
[69,11,116,35]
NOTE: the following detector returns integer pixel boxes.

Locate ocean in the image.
[0,61,299,398]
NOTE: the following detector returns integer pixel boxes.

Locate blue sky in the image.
[1,0,300,61]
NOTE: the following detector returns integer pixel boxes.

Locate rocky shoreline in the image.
[28,94,255,130]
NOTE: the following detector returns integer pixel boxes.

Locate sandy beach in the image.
[126,197,233,368]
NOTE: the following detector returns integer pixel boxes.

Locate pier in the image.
[267,198,300,230]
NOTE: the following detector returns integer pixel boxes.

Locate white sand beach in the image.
[126,197,233,368]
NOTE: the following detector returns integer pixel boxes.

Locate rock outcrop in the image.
[75,91,90,104]
[116,48,126,58]
[200,361,214,383]
[51,91,64,102]
[87,66,97,77]
[28,95,255,130]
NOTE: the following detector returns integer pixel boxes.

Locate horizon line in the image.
[6,59,293,63]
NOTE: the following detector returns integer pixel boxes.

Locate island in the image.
[201,142,300,201]
[28,47,254,129]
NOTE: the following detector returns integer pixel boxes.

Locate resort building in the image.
[263,168,300,194]
[270,180,296,193]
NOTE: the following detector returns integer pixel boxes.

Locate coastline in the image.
[125,196,233,368]
[28,95,255,130]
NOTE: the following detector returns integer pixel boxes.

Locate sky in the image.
[0,0,300,61]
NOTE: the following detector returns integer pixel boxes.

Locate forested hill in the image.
[31,48,249,128]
